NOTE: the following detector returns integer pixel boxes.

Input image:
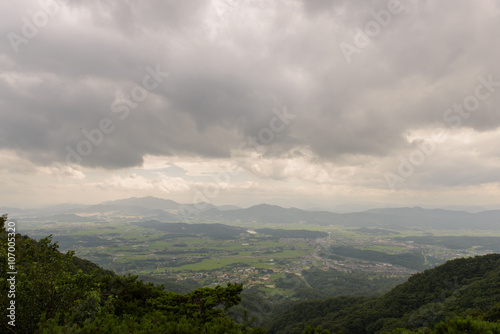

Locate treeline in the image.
[255,229,327,239]
[134,221,246,240]
[351,228,400,236]
[328,245,438,270]
[134,221,329,240]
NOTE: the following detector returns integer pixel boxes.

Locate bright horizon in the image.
[1,1,500,211]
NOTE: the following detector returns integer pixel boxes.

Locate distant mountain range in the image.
[2,196,499,230]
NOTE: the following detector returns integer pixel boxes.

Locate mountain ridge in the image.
[3,196,500,230]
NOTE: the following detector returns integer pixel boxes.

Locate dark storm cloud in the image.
[1,0,500,170]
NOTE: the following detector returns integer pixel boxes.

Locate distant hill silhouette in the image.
[4,196,500,230]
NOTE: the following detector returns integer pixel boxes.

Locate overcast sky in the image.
[1,0,500,211]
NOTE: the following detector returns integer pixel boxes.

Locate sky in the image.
[1,0,500,211]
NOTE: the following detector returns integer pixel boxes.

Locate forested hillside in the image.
[0,216,265,333]
[266,253,500,333]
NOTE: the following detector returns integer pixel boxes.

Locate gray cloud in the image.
[1,0,500,173]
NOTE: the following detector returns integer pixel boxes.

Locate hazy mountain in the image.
[100,196,181,211]
[98,197,222,213]
[216,205,242,211]
[3,197,500,230]
[364,207,500,229]
[0,203,88,218]
[199,203,342,225]
[437,204,488,213]
[0,207,28,217]
[198,204,500,230]
[40,203,89,213]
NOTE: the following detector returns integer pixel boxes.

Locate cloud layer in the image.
[1,0,500,208]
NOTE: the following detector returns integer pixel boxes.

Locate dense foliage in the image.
[300,267,405,297]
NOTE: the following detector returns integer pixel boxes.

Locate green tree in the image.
[484,302,500,322]
[435,316,500,334]
[302,325,331,334]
